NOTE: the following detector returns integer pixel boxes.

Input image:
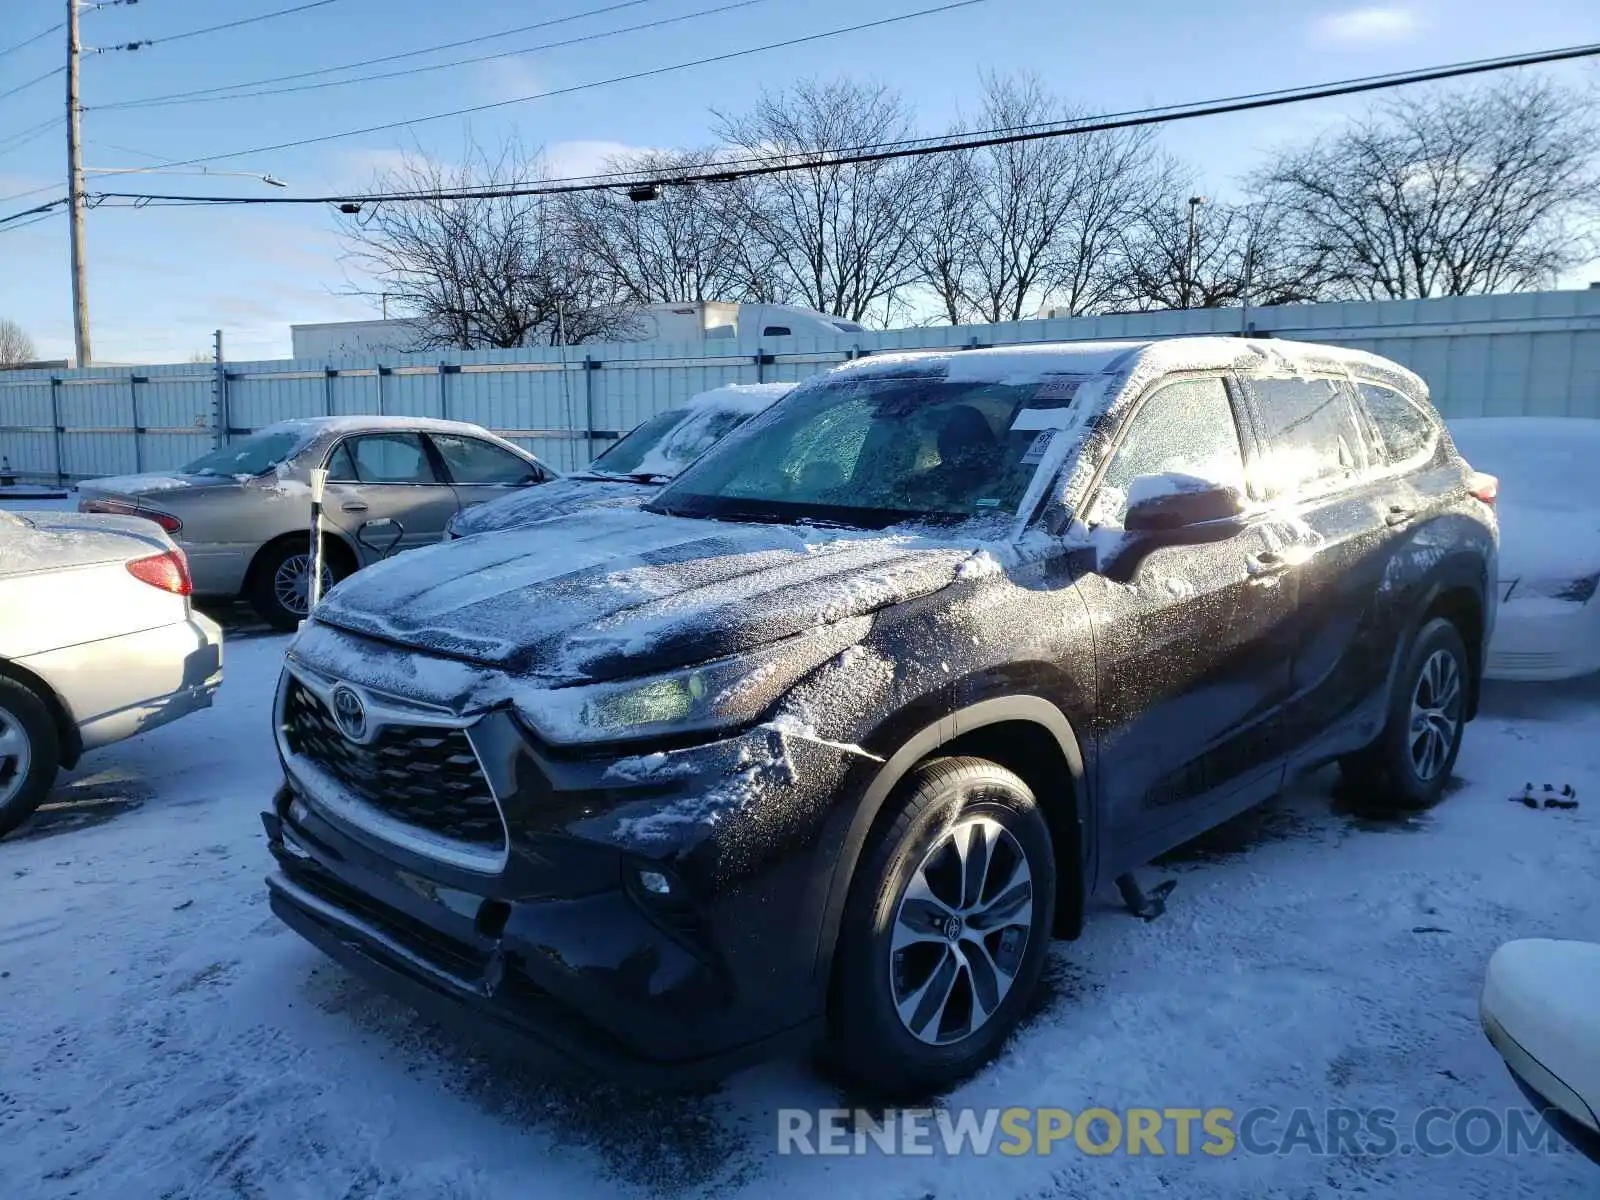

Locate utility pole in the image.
[66,0,92,366]
[1184,196,1206,310]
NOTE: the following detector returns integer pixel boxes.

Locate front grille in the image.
[282,678,504,851]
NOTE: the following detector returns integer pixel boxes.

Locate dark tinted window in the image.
[342,433,437,484]
[1247,378,1367,496]
[1358,382,1437,464]
[1092,378,1246,525]
[762,325,792,337]
[429,434,543,485]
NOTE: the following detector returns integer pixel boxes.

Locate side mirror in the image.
[1123,473,1245,533]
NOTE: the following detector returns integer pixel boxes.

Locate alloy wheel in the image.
[1409,647,1463,782]
[273,553,333,617]
[889,814,1035,1046]
[0,704,33,807]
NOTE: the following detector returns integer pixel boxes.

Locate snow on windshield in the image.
[654,372,1091,532]
[180,428,310,478]
[592,383,791,479]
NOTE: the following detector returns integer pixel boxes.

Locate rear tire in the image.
[0,676,62,839]
[826,757,1056,1097]
[248,539,345,631]
[1340,617,1470,811]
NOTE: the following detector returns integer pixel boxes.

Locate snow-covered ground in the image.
[2,625,1598,1196]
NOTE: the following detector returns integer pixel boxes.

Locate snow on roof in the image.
[674,381,792,415]
[833,336,1427,397]
[262,414,496,438]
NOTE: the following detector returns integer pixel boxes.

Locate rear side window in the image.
[429,434,545,485]
[337,433,438,484]
[1091,377,1247,526]
[1246,378,1368,497]
[1358,382,1437,466]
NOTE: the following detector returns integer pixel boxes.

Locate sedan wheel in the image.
[272,552,334,620]
[249,541,345,631]
[0,678,62,838]
[0,705,32,808]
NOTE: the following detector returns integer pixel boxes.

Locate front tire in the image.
[827,757,1056,1096]
[0,676,62,838]
[248,539,344,631]
[1341,617,1470,810]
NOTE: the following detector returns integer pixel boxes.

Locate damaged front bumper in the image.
[262,702,859,1083]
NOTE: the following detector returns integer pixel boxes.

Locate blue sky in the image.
[0,0,1595,363]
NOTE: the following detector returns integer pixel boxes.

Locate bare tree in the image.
[0,318,37,365]
[341,139,637,349]
[714,79,937,324]
[1257,78,1599,300]
[916,74,1168,324]
[1115,188,1329,311]
[559,149,778,304]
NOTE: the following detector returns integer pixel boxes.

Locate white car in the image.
[1481,939,1600,1165]
[1448,418,1600,681]
[0,508,223,837]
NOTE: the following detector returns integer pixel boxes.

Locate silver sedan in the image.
[0,507,223,837]
[78,416,554,629]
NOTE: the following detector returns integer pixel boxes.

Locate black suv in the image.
[262,337,1497,1095]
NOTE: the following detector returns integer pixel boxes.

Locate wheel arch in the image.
[0,656,82,770]
[813,696,1090,991]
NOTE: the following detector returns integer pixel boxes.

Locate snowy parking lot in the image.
[2,612,1597,1199]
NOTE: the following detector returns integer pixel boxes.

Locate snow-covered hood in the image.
[450,476,653,537]
[316,508,978,683]
[77,472,242,502]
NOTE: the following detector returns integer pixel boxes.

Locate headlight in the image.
[514,618,869,746]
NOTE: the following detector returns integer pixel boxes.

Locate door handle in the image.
[1385,505,1415,527]
[340,501,369,513]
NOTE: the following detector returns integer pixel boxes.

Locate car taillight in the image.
[80,498,183,533]
[1468,472,1498,507]
[126,549,193,595]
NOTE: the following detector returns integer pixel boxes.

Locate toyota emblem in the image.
[330,685,367,741]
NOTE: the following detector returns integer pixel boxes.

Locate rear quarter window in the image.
[1357,382,1439,467]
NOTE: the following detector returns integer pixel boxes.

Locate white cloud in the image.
[545,140,658,179]
[1310,6,1423,45]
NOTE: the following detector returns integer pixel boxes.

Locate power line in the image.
[0,196,65,228]
[0,117,64,158]
[0,209,61,233]
[94,0,777,110]
[0,20,64,60]
[77,38,1600,211]
[81,0,995,171]
[136,0,349,47]
[93,0,662,109]
[0,65,65,105]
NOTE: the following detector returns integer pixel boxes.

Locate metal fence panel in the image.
[5,288,1600,483]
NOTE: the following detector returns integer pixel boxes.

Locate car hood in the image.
[451,476,653,537]
[316,507,979,683]
[77,471,243,503]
